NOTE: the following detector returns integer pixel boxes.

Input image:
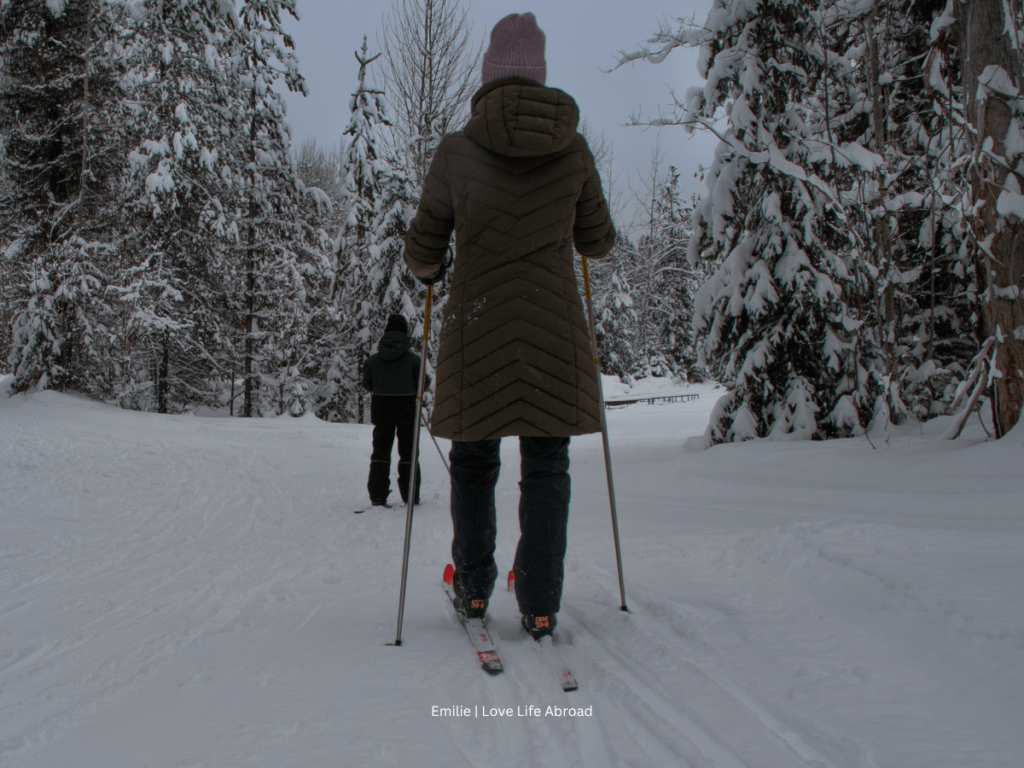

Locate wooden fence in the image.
[604,393,700,409]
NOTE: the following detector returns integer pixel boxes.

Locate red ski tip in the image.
[507,569,515,592]
[443,563,455,586]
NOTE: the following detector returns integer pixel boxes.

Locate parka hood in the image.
[464,76,580,158]
[378,331,411,362]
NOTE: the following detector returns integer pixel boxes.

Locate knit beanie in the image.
[384,314,408,335]
[481,12,546,86]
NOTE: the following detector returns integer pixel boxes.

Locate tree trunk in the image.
[867,8,897,361]
[243,86,259,418]
[158,331,169,414]
[244,248,254,417]
[76,0,93,233]
[960,0,1024,437]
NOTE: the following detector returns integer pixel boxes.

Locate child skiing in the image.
[362,314,428,508]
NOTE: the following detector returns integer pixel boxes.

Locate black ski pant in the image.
[368,421,421,504]
[450,436,570,617]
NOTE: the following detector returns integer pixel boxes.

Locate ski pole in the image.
[393,284,433,646]
[581,257,628,612]
[421,410,451,476]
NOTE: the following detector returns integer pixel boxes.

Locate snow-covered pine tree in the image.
[316,37,390,423]
[0,225,13,373]
[1,0,125,396]
[371,155,420,326]
[821,1,977,430]
[223,0,328,417]
[592,248,638,383]
[294,136,344,233]
[900,17,977,422]
[620,158,698,380]
[339,37,388,257]
[619,1,1002,439]
[656,179,704,380]
[116,0,241,413]
[622,1,867,443]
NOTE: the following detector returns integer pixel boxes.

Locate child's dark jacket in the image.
[362,331,428,425]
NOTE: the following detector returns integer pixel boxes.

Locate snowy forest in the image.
[1,0,1022,443]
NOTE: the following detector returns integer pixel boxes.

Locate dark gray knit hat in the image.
[481,12,546,85]
[384,314,408,335]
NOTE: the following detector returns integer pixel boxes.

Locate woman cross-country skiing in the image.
[404,12,616,640]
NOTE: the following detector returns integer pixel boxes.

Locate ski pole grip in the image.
[422,284,433,341]
[417,285,433,403]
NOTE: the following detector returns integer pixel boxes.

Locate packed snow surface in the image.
[1,377,1022,767]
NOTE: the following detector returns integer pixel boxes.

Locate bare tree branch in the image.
[376,0,482,188]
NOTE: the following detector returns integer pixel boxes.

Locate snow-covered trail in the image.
[1,383,1022,768]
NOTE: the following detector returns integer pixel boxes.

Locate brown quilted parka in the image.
[404,76,616,441]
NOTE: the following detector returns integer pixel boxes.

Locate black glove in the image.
[417,255,449,286]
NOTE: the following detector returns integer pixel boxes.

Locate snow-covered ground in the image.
[1,377,1021,768]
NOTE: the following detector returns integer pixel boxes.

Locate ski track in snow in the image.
[1,382,1022,767]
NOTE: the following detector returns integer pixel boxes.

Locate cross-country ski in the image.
[353,504,391,514]
[536,635,578,692]
[441,565,503,675]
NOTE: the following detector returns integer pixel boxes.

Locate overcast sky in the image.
[281,1,718,219]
